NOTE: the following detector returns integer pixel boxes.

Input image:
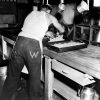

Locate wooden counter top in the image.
[43,45,100,79]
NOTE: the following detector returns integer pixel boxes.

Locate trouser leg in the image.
[0,49,24,100]
[25,40,42,100]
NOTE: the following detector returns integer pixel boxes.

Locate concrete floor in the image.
[14,79,65,100]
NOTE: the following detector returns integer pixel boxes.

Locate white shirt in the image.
[19,11,49,40]
[18,11,50,51]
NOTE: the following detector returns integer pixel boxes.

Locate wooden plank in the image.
[53,78,80,100]
[45,56,54,100]
[4,36,15,45]
[52,59,95,86]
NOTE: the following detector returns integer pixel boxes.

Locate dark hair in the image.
[41,4,52,11]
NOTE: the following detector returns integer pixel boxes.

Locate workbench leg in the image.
[45,56,54,100]
[2,36,8,60]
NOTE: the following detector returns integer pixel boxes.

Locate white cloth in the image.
[77,0,89,13]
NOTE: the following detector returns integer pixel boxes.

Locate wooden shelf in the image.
[74,23,100,46]
[76,24,90,28]
[53,78,80,100]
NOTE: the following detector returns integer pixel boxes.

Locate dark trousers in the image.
[0,36,42,100]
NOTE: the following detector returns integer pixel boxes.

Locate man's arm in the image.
[46,13,65,34]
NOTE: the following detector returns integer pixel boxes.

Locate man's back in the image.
[19,11,49,39]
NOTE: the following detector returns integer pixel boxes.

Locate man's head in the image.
[58,3,65,12]
[41,4,52,13]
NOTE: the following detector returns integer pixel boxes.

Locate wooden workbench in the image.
[43,45,100,100]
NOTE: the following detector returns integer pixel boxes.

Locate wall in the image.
[17,0,28,3]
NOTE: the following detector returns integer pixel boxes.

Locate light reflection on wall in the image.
[93,0,100,7]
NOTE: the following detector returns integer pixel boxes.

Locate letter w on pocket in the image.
[30,51,39,58]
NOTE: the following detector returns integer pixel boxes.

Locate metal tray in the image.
[46,41,88,53]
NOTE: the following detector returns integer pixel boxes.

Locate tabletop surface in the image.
[43,45,100,79]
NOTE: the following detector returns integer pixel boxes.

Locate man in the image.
[0,4,65,100]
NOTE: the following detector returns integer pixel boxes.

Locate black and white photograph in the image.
[0,0,100,100]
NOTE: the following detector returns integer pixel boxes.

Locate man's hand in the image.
[45,31,55,39]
